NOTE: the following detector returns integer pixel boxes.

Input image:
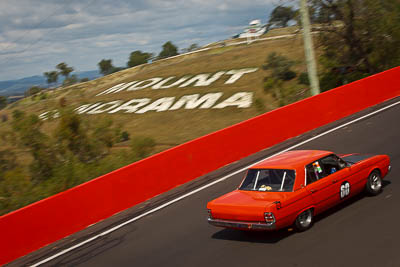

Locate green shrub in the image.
[319,72,341,92]
[121,131,130,142]
[298,72,310,85]
[279,70,296,81]
[40,93,47,100]
[131,136,156,159]
[263,78,276,92]
[25,86,43,97]
[263,52,295,80]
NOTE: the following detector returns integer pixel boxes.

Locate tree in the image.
[43,71,59,87]
[25,86,43,97]
[0,96,6,110]
[262,52,299,106]
[98,59,114,75]
[268,6,296,28]
[55,110,92,162]
[262,52,296,81]
[311,0,400,89]
[54,111,116,162]
[11,111,57,183]
[127,51,152,68]
[111,67,125,73]
[187,43,199,52]
[63,74,78,86]
[182,43,199,53]
[158,41,179,60]
[91,118,115,152]
[308,0,338,24]
[56,62,74,79]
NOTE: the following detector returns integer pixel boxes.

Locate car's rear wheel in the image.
[294,209,313,232]
[365,170,382,196]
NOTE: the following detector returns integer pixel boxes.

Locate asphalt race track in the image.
[14,98,400,267]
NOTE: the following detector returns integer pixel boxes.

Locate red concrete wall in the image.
[1,67,400,265]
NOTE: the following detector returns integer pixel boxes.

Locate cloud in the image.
[0,0,276,80]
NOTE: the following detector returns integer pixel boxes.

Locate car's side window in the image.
[320,154,342,176]
[305,160,325,185]
[306,154,346,185]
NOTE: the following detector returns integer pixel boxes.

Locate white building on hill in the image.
[239,20,267,39]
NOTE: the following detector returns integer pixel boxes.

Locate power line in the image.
[1,1,71,53]
[0,0,97,76]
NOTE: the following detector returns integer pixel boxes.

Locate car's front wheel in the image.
[365,170,382,196]
[294,209,313,232]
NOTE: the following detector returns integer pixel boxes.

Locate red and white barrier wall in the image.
[1,67,399,265]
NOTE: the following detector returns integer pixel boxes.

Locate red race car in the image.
[207,150,391,232]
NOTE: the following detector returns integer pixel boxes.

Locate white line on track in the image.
[31,99,400,267]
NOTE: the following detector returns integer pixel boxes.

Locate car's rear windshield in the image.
[239,169,295,192]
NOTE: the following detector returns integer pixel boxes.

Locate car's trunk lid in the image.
[208,190,288,222]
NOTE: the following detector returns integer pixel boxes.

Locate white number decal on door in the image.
[340,181,350,199]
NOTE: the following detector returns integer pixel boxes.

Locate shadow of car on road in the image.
[211,227,294,244]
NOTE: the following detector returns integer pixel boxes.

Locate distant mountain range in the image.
[0,70,102,97]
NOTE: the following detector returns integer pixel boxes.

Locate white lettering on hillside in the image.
[96,68,258,96]
[152,76,192,89]
[213,92,253,109]
[38,110,59,120]
[224,68,258,84]
[178,72,225,87]
[75,103,102,114]
[108,98,151,113]
[96,82,137,96]
[136,97,175,114]
[38,111,49,120]
[87,100,123,114]
[169,93,223,110]
[126,78,163,91]
[40,92,253,120]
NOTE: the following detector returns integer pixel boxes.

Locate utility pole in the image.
[300,0,320,95]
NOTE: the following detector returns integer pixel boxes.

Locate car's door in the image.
[337,155,368,197]
[305,155,347,214]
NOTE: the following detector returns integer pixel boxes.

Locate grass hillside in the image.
[3,28,311,148]
[0,27,314,215]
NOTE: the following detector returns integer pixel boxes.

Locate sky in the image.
[0,0,277,81]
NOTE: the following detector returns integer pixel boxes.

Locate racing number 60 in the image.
[340,181,350,199]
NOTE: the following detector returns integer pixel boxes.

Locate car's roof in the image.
[251,150,333,170]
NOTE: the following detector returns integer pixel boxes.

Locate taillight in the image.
[264,212,275,225]
[207,209,213,219]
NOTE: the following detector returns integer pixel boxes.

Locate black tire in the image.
[294,209,314,232]
[365,170,383,196]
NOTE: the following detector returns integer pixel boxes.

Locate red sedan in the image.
[207,150,391,232]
